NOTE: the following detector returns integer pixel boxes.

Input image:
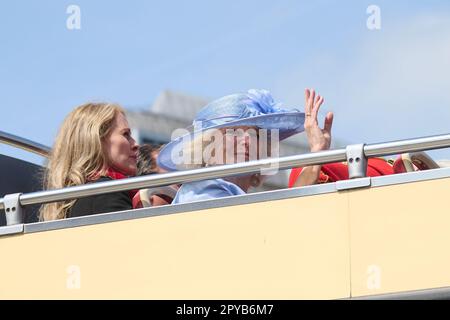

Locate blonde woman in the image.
[157,89,332,203]
[40,103,139,221]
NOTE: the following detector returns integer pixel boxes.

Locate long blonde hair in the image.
[40,102,125,221]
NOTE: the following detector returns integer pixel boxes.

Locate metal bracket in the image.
[336,177,371,191]
[3,193,23,226]
[346,144,368,179]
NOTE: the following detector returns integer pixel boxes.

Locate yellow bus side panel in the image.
[0,193,350,299]
[350,177,450,297]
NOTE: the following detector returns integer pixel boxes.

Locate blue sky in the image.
[1,0,450,165]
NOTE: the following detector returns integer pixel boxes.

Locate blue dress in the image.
[172,179,246,204]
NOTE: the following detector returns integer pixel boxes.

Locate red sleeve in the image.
[289,168,302,188]
[289,167,330,188]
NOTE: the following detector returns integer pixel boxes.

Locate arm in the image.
[294,88,334,188]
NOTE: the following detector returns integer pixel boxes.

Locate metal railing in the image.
[0,130,50,157]
[1,133,450,214]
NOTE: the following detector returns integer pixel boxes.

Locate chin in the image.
[122,166,137,176]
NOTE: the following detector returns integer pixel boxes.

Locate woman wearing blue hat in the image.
[157,88,333,204]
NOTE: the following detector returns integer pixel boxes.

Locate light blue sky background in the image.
[1,0,450,165]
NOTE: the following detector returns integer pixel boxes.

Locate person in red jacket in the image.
[289,158,394,187]
[289,89,439,187]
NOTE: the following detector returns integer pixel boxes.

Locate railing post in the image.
[3,193,23,225]
[346,144,368,179]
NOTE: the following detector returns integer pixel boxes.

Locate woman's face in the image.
[103,113,139,176]
[221,126,260,164]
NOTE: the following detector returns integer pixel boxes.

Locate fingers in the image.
[309,90,316,113]
[305,88,326,125]
[312,95,324,119]
[305,88,316,117]
[324,112,334,134]
[304,88,311,114]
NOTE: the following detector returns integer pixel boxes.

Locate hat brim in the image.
[157,112,305,171]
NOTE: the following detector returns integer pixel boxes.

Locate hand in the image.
[304,88,334,152]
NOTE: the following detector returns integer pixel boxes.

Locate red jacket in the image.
[289,158,394,188]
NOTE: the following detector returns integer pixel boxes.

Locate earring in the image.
[250,174,261,187]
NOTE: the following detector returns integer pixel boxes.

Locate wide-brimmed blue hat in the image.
[157,89,305,171]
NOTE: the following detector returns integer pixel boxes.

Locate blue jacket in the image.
[172,179,245,204]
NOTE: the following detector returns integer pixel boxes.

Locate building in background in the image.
[126,90,344,191]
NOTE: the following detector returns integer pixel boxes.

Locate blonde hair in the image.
[40,102,125,221]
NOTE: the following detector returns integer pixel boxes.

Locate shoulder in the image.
[182,179,243,196]
[173,179,245,204]
[212,179,246,195]
[96,176,113,182]
[69,177,132,218]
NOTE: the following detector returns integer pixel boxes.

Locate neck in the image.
[107,167,127,177]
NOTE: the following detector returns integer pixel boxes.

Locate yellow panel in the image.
[349,177,450,297]
[0,192,350,299]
